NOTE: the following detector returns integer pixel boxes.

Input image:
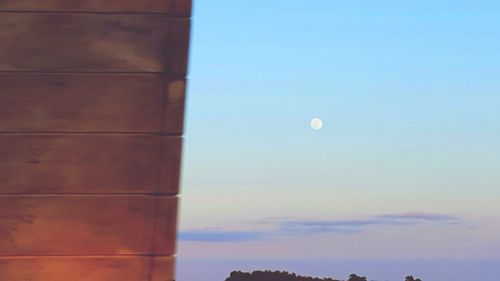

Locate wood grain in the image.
[0,135,181,194]
[166,19,191,76]
[0,0,191,15]
[0,74,186,133]
[0,256,174,281]
[162,79,187,134]
[0,195,177,255]
[0,13,189,73]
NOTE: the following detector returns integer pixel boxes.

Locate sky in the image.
[177,1,500,280]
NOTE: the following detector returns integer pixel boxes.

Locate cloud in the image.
[376,212,458,221]
[278,212,460,235]
[179,212,461,242]
[179,229,268,242]
[278,219,374,235]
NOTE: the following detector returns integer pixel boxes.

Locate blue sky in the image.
[177,1,500,280]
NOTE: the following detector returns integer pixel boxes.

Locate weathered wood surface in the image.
[166,18,191,75]
[0,0,191,15]
[0,135,181,194]
[0,195,177,255]
[0,13,189,73]
[0,256,174,281]
[162,79,187,134]
[0,1,190,279]
[0,74,186,133]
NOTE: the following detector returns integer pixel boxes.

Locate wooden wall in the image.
[0,1,191,280]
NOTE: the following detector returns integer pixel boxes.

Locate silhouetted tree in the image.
[347,274,367,281]
[225,270,421,281]
[225,271,340,281]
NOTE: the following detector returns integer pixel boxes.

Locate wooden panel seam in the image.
[0,0,191,16]
[0,10,190,17]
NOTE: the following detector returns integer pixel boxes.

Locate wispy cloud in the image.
[376,212,458,221]
[179,212,461,242]
[278,212,459,235]
[278,219,375,235]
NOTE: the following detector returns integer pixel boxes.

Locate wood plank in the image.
[0,74,186,133]
[0,195,177,255]
[0,256,174,281]
[0,13,189,73]
[163,79,187,134]
[166,20,191,76]
[0,0,191,16]
[151,256,176,281]
[160,136,183,195]
[0,135,181,194]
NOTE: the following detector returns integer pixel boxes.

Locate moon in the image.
[310,118,323,130]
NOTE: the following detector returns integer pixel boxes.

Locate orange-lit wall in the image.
[0,1,191,280]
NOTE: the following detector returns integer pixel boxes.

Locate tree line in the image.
[225,270,422,281]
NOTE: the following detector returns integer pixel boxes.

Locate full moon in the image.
[310,118,323,130]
